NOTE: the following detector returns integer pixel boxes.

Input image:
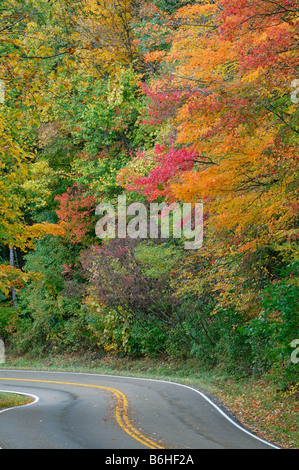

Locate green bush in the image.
[0,302,18,340]
[243,275,299,387]
[8,235,93,355]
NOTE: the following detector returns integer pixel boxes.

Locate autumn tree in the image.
[123,0,298,283]
[55,187,96,245]
[0,108,64,296]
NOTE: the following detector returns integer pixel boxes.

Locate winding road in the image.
[0,369,278,449]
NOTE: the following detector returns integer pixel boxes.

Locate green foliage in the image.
[134,241,183,279]
[131,315,168,357]
[0,302,18,340]
[91,306,138,356]
[242,265,299,386]
[151,0,196,13]
[9,235,91,355]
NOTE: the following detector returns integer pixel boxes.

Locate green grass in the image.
[1,353,298,449]
[0,391,33,411]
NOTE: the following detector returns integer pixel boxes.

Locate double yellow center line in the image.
[0,377,164,449]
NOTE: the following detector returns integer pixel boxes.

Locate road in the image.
[0,369,278,449]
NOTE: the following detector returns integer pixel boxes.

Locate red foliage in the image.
[219,0,299,71]
[140,80,197,126]
[55,187,96,244]
[125,144,198,201]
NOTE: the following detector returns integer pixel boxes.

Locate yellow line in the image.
[0,377,164,449]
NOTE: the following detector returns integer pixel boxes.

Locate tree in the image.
[119,143,198,201]
[0,109,64,296]
[55,186,96,245]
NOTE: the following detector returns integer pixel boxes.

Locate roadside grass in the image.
[0,391,33,411]
[1,353,298,449]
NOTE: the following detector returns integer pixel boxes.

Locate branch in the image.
[265,106,299,135]
[0,15,26,33]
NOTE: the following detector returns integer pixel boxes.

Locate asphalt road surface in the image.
[0,369,279,449]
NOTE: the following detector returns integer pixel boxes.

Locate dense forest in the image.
[0,0,298,390]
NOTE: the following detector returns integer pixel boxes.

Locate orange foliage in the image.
[55,187,96,244]
[117,0,298,308]
[135,0,298,255]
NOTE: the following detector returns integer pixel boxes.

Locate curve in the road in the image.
[0,377,163,449]
[0,370,280,449]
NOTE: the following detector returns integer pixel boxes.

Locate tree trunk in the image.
[10,247,17,307]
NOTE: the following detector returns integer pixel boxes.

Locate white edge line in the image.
[0,389,39,450]
[0,389,39,414]
[0,369,280,449]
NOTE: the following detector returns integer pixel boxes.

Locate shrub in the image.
[244,274,299,387]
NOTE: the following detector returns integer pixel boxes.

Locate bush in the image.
[0,302,18,340]
[243,276,299,387]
